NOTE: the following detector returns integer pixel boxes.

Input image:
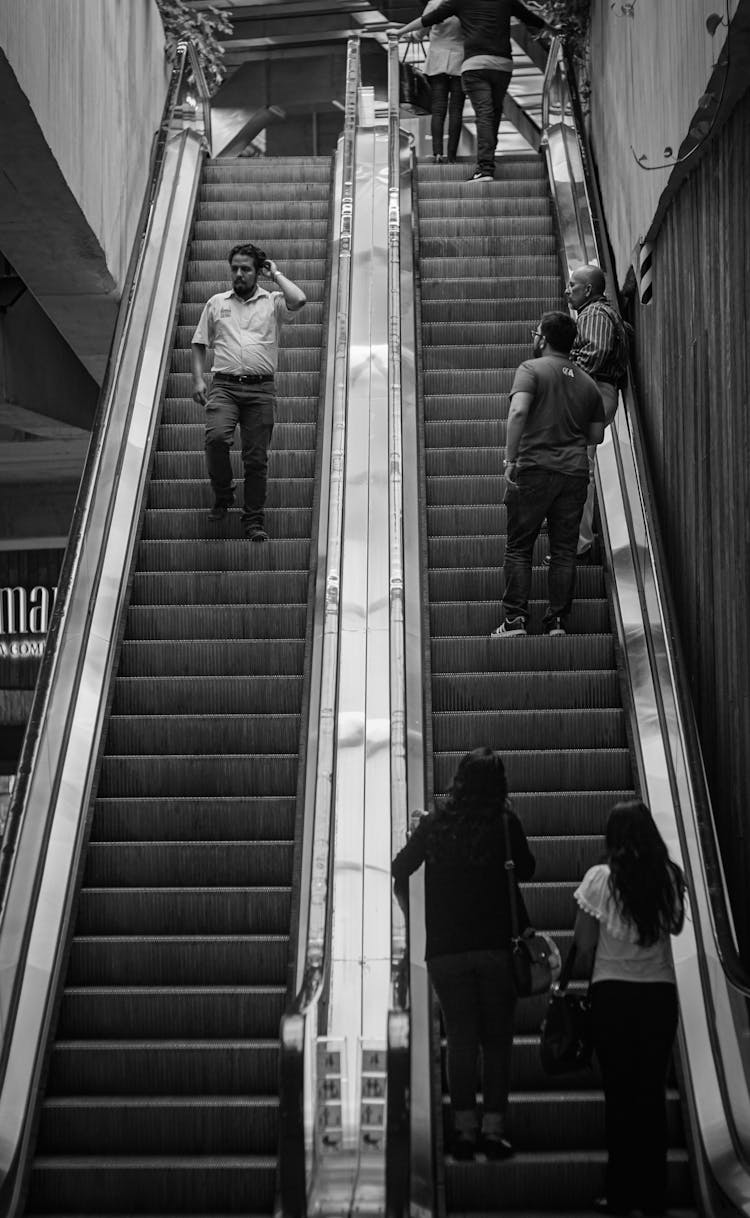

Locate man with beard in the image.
[191,242,306,542]
[491,311,604,638]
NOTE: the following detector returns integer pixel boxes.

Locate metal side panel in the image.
[0,128,204,1211]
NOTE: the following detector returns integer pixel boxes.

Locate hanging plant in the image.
[155,0,233,95]
[536,0,592,103]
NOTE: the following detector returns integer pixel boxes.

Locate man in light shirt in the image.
[191,242,306,542]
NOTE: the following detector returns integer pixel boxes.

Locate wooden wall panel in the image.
[632,89,750,955]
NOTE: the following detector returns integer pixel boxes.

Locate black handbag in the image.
[399,42,432,116]
[539,945,594,1075]
[503,814,558,997]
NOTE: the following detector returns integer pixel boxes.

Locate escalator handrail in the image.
[541,35,750,1214]
[0,65,206,1216]
[545,33,750,1000]
[276,36,360,1218]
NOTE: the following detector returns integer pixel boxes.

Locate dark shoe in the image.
[244,524,269,543]
[208,499,233,521]
[467,168,494,182]
[544,617,566,636]
[591,1199,633,1216]
[543,548,592,566]
[449,1135,476,1161]
[433,153,446,163]
[479,1134,514,1160]
[490,618,527,638]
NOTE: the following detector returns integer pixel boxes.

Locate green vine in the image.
[155,0,233,95]
[536,1,592,101]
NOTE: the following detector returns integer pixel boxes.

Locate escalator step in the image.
[161,393,319,425]
[112,677,304,715]
[84,842,293,886]
[193,212,329,232]
[77,887,291,933]
[146,478,314,510]
[421,236,557,258]
[432,709,626,750]
[424,343,532,370]
[151,448,316,480]
[106,714,301,754]
[433,749,632,792]
[124,603,306,640]
[510,791,634,836]
[90,796,296,842]
[131,570,309,605]
[430,636,614,673]
[48,1041,279,1095]
[419,216,554,238]
[98,754,299,797]
[421,276,561,300]
[118,641,305,675]
[430,603,610,636]
[58,986,285,1039]
[68,936,289,985]
[422,298,560,324]
[432,669,618,710]
[141,507,313,541]
[423,322,545,347]
[155,422,317,451]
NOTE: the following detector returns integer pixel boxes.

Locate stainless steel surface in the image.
[0,126,204,1203]
[542,36,750,1217]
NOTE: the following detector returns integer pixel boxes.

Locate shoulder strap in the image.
[502,812,522,939]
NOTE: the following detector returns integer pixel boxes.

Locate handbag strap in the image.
[557,943,577,992]
[502,812,522,940]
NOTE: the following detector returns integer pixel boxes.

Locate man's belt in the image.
[213,371,273,385]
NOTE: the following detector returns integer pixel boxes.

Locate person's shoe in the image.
[591,1199,633,1216]
[467,168,494,182]
[490,618,527,638]
[449,1135,476,1161]
[447,155,457,163]
[479,1134,514,1160]
[208,499,233,521]
[545,617,566,636]
[244,524,269,543]
[542,548,592,566]
[433,153,446,163]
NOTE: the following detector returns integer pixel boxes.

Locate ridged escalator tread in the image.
[24,156,333,1215]
[416,157,692,1214]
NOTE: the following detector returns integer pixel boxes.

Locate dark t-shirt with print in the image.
[511,353,604,476]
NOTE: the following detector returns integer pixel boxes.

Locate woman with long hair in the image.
[573,800,686,1216]
[392,747,535,1159]
[421,0,465,163]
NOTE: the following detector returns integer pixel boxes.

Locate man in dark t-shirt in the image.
[491,311,605,638]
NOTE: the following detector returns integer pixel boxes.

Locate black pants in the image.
[204,380,275,526]
[461,69,512,175]
[429,73,464,159]
[591,981,678,1212]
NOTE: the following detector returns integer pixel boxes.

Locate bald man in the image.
[563,264,629,558]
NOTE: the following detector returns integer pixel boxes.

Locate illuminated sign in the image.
[0,585,57,659]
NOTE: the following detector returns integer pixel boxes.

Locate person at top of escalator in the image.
[561,262,631,561]
[410,0,466,164]
[191,242,306,543]
[393,0,556,182]
[392,747,535,1161]
[573,800,686,1216]
[491,310,605,639]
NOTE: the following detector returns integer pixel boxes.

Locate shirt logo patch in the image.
[220,308,231,317]
[562,365,575,378]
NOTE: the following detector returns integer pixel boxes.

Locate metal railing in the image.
[276,35,359,1218]
[0,40,209,1218]
[542,36,750,1217]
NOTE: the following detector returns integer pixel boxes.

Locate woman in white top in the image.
[573,800,686,1218]
[421,0,465,162]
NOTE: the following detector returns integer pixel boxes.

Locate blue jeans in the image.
[428,948,516,1135]
[204,380,275,526]
[461,69,512,175]
[429,73,464,159]
[502,467,588,628]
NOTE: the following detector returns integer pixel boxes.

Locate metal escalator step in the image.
[425,448,510,478]
[523,836,605,880]
[425,396,511,422]
[521,882,579,928]
[419,217,554,239]
[68,936,289,986]
[39,1096,279,1155]
[420,276,561,301]
[428,570,605,603]
[58,986,285,1039]
[428,535,560,567]
[151,448,316,480]
[84,843,293,887]
[112,677,303,716]
[48,1040,279,1095]
[160,395,319,425]
[146,478,314,510]
[424,370,517,395]
[27,1155,276,1215]
[131,570,309,605]
[141,507,313,541]
[125,604,306,641]
[419,256,555,279]
[190,239,325,262]
[422,298,561,324]
[193,213,329,233]
[424,420,506,447]
[419,197,552,219]
[426,473,506,505]
[77,888,291,934]
[444,1150,692,1211]
[417,178,549,201]
[423,321,544,346]
[510,791,634,836]
[432,709,626,751]
[155,421,317,451]
[433,749,632,792]
[424,343,533,370]
[98,754,298,797]
[90,797,296,843]
[421,236,557,259]
[118,640,305,676]
[430,603,610,637]
[136,537,309,571]
[105,714,301,754]
[427,506,507,534]
[432,670,619,711]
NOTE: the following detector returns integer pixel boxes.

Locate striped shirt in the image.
[571,296,629,386]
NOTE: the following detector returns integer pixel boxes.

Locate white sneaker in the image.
[491,619,527,638]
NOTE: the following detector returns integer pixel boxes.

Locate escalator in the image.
[22,156,332,1216]
[415,157,695,1214]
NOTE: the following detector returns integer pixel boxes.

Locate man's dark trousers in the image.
[204,381,275,528]
[461,69,512,175]
[502,468,588,628]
